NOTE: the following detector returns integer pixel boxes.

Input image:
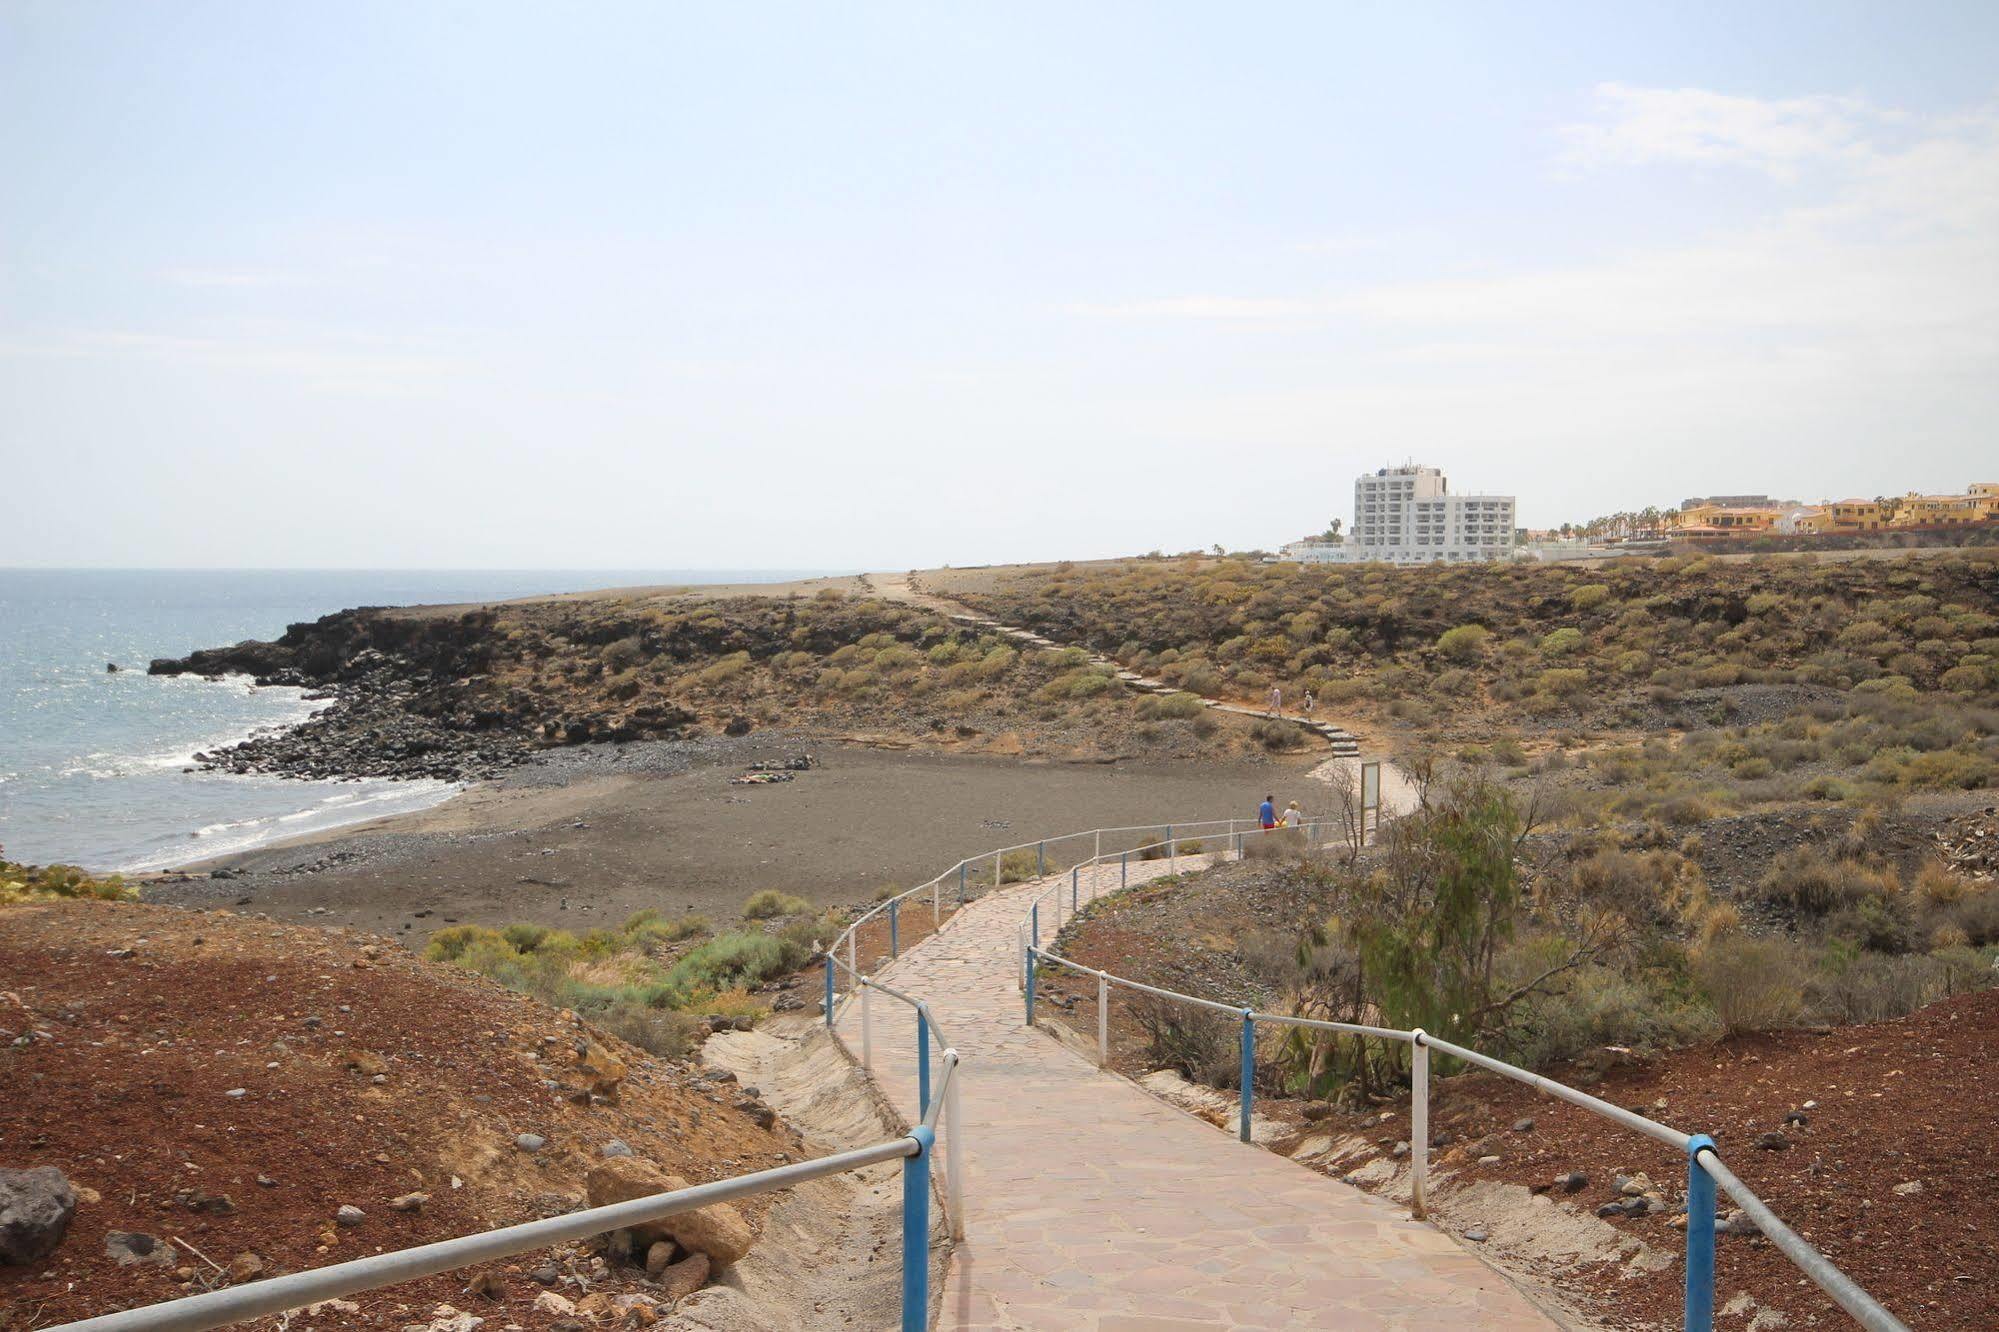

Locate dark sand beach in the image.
[144,730,1312,940]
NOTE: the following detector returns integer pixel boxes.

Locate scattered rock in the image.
[406,1303,484,1332]
[529,1262,562,1285]
[601,1139,635,1159]
[1301,1101,1336,1122]
[1784,1110,1809,1127]
[0,1166,78,1265]
[1512,1117,1535,1133]
[335,1204,367,1228]
[533,1290,578,1316]
[644,1240,676,1276]
[105,1231,175,1269]
[389,1192,429,1212]
[516,1133,548,1153]
[226,1251,265,1284]
[177,1189,235,1215]
[1754,1131,1791,1152]
[1463,1228,1489,1243]
[465,1270,506,1300]
[1555,1171,1588,1194]
[585,1158,754,1267]
[659,1251,710,1301]
[1892,1180,1924,1197]
[576,1042,626,1100]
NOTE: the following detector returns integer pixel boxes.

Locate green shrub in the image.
[742,889,811,920]
[1569,584,1612,611]
[0,858,137,905]
[425,924,505,962]
[1437,624,1491,662]
[1693,935,1810,1034]
[1505,959,1719,1067]
[1540,627,1584,656]
[1137,691,1206,720]
[501,922,553,952]
[1756,849,1898,915]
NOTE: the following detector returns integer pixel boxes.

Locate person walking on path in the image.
[1302,689,1315,718]
[1281,800,1303,828]
[1258,794,1277,830]
[1266,684,1283,717]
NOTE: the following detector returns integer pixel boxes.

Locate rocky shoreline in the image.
[148,607,693,784]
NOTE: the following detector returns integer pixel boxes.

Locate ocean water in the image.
[0,570,838,873]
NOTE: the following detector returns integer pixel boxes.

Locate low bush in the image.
[0,857,137,905]
[1755,849,1898,916]
[742,889,811,920]
[1136,691,1207,721]
[1436,624,1490,661]
[1692,935,1811,1034]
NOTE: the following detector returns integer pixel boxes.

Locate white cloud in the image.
[1557,82,1878,178]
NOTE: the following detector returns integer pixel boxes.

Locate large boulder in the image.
[584,1158,753,1267]
[0,1167,78,1264]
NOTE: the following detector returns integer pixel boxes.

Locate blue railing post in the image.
[900,1126,934,1332]
[1685,1134,1717,1332]
[1071,864,1079,910]
[1037,841,1046,876]
[889,899,900,958]
[1120,850,1128,888]
[1239,1009,1255,1142]
[823,954,835,1028]
[1024,947,1038,1025]
[1031,901,1040,947]
[917,1011,932,1119]
[958,860,967,904]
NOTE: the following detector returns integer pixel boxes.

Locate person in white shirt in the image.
[1280,800,1303,828]
[1266,685,1282,717]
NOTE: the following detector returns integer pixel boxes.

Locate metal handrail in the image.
[48,1139,925,1332]
[1011,827,1909,1332]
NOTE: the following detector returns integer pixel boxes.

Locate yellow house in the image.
[1785,507,1831,535]
[1894,493,1982,527]
[1827,499,1886,532]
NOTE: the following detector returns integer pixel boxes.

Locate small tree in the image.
[1343,776,1617,1047]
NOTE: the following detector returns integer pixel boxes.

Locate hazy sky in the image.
[4,2,1996,570]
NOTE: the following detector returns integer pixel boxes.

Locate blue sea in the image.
[0,570,838,873]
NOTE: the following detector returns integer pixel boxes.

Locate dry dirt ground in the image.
[142,742,1306,942]
[1039,876,1998,1332]
[0,900,800,1330]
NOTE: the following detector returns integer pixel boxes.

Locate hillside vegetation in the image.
[952,553,1999,808]
[157,591,1272,779]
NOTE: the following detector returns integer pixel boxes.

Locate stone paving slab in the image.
[835,868,1561,1331]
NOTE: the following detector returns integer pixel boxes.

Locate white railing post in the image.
[847,931,857,983]
[932,879,940,927]
[861,981,874,1070]
[1410,1029,1429,1220]
[944,1051,966,1240]
[1097,974,1109,1067]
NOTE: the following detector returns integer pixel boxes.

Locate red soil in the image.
[0,900,796,1329]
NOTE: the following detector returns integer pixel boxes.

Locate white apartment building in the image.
[1350,465,1515,564]
[1281,464,1517,565]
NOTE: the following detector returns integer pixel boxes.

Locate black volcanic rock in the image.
[149,607,692,784]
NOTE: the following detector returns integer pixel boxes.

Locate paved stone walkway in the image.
[836,867,1560,1331]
